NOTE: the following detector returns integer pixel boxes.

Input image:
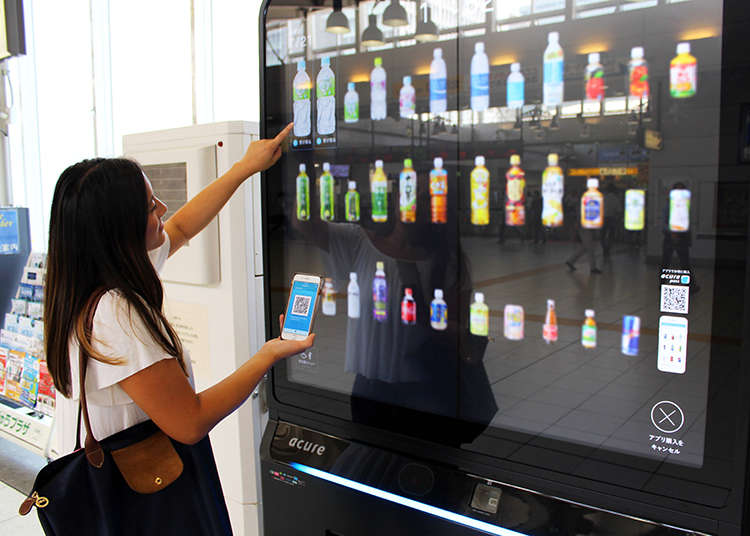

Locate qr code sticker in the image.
[660,284,689,314]
[291,295,312,316]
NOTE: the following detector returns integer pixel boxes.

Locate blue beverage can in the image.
[621,315,640,356]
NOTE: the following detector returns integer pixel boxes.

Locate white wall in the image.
[5,0,265,251]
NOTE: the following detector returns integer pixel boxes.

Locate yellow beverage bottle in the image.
[541,153,564,227]
[471,155,490,225]
[371,160,388,223]
[670,42,697,99]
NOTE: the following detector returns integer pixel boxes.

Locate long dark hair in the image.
[45,158,184,397]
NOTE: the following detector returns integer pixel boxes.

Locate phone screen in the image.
[283,279,320,336]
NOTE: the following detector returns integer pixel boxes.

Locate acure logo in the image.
[288,437,326,456]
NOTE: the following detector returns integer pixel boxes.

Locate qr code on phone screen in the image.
[660,284,689,314]
[291,295,312,316]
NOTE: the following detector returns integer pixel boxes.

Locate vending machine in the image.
[259,0,750,533]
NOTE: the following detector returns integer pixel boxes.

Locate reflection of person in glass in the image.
[292,168,497,445]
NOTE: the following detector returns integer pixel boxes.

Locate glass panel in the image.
[264,0,734,496]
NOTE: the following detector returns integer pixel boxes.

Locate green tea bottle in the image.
[345,181,360,222]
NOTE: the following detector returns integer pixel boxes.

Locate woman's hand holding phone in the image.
[259,314,315,364]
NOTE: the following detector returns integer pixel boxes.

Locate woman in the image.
[45,123,311,467]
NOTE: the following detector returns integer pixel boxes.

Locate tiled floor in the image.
[0,481,45,535]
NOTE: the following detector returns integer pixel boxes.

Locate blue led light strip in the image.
[289,462,530,536]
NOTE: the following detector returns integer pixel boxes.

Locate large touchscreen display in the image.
[264,0,726,470]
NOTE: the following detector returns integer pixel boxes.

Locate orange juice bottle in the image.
[543,299,558,343]
[430,157,448,224]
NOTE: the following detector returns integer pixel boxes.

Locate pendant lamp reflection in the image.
[361,14,385,47]
[415,5,438,42]
[326,0,350,34]
[382,0,408,27]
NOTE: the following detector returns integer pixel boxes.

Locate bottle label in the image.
[543,323,558,342]
[348,291,360,319]
[430,77,447,101]
[320,175,334,221]
[583,198,601,225]
[624,190,644,231]
[372,183,387,220]
[629,64,649,97]
[317,75,335,98]
[471,73,489,97]
[430,302,447,329]
[507,80,524,107]
[346,191,360,222]
[400,89,415,117]
[470,309,488,336]
[670,62,697,97]
[296,176,309,220]
[373,280,388,320]
[506,177,524,202]
[401,300,416,324]
[345,99,358,122]
[544,58,563,85]
[400,172,417,216]
[585,67,605,101]
[669,193,690,232]
[582,325,597,347]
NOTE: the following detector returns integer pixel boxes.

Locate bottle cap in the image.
[299,163,306,172]
[348,180,356,189]
[322,56,330,66]
[348,82,355,91]
[434,48,442,59]
[588,52,600,64]
[676,42,690,55]
[434,157,443,168]
[510,154,521,166]
[510,62,520,72]
[374,56,383,66]
[475,42,484,53]
[375,159,383,168]
[548,31,559,43]
[325,277,333,285]
[631,46,644,59]
[585,309,595,317]
[323,162,331,172]
[404,158,413,168]
[434,288,444,299]
[404,288,413,296]
[475,292,485,303]
[376,261,384,271]
[547,299,555,307]
[298,60,306,70]
[475,155,485,166]
[403,75,411,85]
[587,178,599,189]
[350,272,357,281]
[548,153,558,165]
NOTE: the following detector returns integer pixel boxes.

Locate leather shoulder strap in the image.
[78,288,109,468]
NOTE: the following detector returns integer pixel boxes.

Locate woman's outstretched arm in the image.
[118,314,311,444]
[164,123,293,257]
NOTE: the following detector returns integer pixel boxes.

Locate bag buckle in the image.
[19,491,48,515]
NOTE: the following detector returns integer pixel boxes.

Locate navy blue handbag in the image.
[19,294,232,535]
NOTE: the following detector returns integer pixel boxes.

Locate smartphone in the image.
[281,273,323,340]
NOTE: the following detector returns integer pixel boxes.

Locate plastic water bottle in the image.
[316,56,336,135]
[543,31,564,108]
[347,272,360,319]
[471,42,489,112]
[296,163,309,221]
[344,82,359,123]
[430,289,448,331]
[293,60,311,137]
[430,48,447,114]
[373,261,388,322]
[371,57,387,120]
[506,62,525,109]
[399,76,416,118]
